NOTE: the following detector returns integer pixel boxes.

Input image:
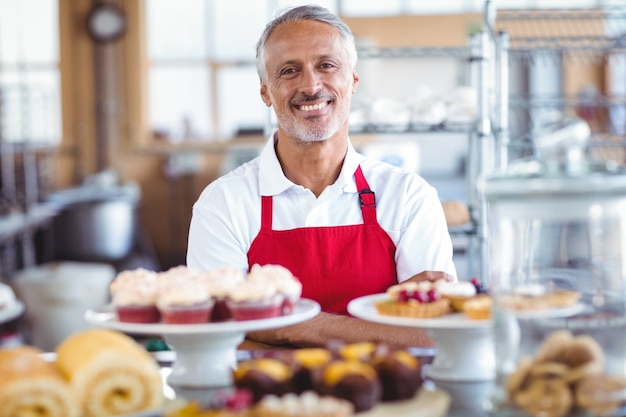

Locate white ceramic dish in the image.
[348,293,495,382]
[85,299,320,388]
[347,293,491,329]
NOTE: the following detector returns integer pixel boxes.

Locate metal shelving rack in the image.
[347,37,496,281]
[491,5,626,168]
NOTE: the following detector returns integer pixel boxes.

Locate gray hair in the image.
[255,4,358,81]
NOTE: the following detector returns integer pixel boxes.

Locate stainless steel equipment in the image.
[47,182,140,263]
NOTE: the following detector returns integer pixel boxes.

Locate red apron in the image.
[247,165,398,315]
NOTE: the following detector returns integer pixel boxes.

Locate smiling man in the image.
[186,4,457,349]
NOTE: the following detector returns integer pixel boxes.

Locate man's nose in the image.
[299,69,322,95]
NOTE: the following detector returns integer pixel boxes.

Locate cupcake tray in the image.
[348,293,495,382]
[85,298,320,388]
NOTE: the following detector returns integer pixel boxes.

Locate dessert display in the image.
[0,345,80,417]
[234,342,425,413]
[108,264,302,324]
[55,328,165,417]
[375,281,450,319]
[498,284,581,312]
[0,282,17,311]
[373,278,493,321]
[0,329,165,417]
[504,330,625,417]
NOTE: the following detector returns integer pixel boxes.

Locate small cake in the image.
[199,266,246,321]
[253,391,355,417]
[248,264,302,315]
[109,268,160,323]
[314,360,382,413]
[436,280,478,312]
[156,279,214,324]
[226,280,284,321]
[499,284,581,311]
[337,342,378,363]
[463,296,492,320]
[234,358,294,403]
[375,281,450,319]
[370,347,423,402]
[291,348,335,393]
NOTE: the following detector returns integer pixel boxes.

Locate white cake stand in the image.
[85,299,320,388]
[347,294,495,382]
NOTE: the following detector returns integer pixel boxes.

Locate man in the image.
[187,4,457,349]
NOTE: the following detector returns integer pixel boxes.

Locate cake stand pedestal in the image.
[85,299,320,388]
[347,294,495,382]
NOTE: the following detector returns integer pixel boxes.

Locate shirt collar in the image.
[258,132,365,196]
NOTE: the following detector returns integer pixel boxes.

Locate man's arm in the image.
[243,311,434,350]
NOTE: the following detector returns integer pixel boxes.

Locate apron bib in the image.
[247,166,397,315]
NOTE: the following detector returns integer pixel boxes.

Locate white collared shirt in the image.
[187,135,457,282]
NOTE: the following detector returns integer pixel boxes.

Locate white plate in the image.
[0,300,25,324]
[505,302,587,320]
[347,294,491,329]
[85,298,320,335]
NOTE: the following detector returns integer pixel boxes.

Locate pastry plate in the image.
[505,302,587,320]
[85,298,320,335]
[347,293,491,329]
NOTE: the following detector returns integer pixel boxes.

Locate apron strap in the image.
[354,165,377,224]
[261,195,273,230]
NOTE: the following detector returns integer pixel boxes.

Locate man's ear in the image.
[260,82,271,107]
[352,70,359,94]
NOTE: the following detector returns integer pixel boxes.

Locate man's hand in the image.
[404,270,455,283]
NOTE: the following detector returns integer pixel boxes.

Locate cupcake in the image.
[248,264,302,315]
[315,360,382,412]
[370,347,423,401]
[291,348,335,393]
[436,280,478,312]
[234,358,294,403]
[109,268,160,323]
[199,266,246,321]
[226,280,284,321]
[156,278,214,324]
[463,296,492,320]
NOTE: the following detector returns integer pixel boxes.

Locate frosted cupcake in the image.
[225,279,284,321]
[109,268,160,323]
[156,279,214,324]
[199,266,246,321]
[435,280,477,312]
[248,264,302,315]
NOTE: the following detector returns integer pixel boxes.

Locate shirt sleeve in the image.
[186,185,252,273]
[393,176,458,282]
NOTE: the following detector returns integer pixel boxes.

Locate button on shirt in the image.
[186,135,457,282]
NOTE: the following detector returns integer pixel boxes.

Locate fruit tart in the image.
[375,281,450,319]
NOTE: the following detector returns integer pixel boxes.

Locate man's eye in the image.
[281,68,297,75]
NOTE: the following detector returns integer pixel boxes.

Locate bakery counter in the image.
[150,347,495,417]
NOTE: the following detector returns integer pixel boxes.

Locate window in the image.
[144,0,337,142]
[0,0,61,144]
